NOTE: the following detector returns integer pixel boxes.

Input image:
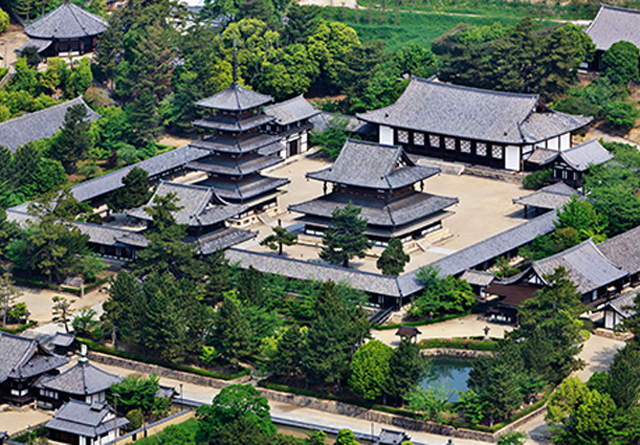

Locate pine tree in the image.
[271,325,304,382]
[237,266,266,307]
[376,238,410,276]
[52,296,75,333]
[51,104,92,174]
[128,88,160,147]
[0,274,21,327]
[204,249,231,305]
[260,224,297,256]
[215,296,252,369]
[106,167,152,213]
[103,271,144,347]
[320,203,372,268]
[385,338,426,402]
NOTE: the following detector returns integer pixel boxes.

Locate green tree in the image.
[497,432,527,445]
[606,346,640,410]
[602,41,640,85]
[0,273,22,327]
[51,103,92,174]
[270,325,305,382]
[305,430,327,445]
[310,116,349,159]
[102,270,145,347]
[20,46,41,68]
[110,374,160,415]
[282,4,319,45]
[348,340,393,400]
[125,409,143,431]
[377,238,410,276]
[320,203,372,268]
[106,167,153,213]
[334,429,358,445]
[555,194,607,243]
[604,100,640,131]
[409,266,476,318]
[215,296,252,367]
[385,338,426,402]
[478,361,522,425]
[204,249,231,305]
[260,224,297,256]
[196,384,276,442]
[127,88,160,147]
[71,307,98,337]
[237,266,266,307]
[51,295,75,333]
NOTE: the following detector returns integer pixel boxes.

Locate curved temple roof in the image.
[585,4,640,51]
[196,82,273,112]
[24,2,107,40]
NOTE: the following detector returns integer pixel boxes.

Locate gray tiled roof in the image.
[264,95,321,126]
[0,97,100,153]
[192,113,275,132]
[198,175,289,202]
[24,2,107,39]
[307,139,441,190]
[526,148,559,165]
[596,289,637,318]
[51,333,75,347]
[17,38,52,54]
[46,400,129,438]
[70,145,209,202]
[196,227,258,255]
[558,139,613,171]
[513,182,577,210]
[585,5,640,51]
[531,239,628,294]
[460,269,496,287]
[186,153,283,176]
[127,181,245,227]
[75,222,149,248]
[598,224,640,275]
[290,191,458,228]
[357,77,591,145]
[196,82,273,111]
[226,248,404,296]
[38,361,121,396]
[0,332,68,383]
[190,133,282,155]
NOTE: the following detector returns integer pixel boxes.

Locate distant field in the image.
[319,8,552,52]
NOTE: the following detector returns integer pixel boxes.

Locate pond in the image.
[419,357,474,403]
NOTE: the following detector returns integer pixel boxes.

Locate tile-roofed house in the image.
[513,182,577,217]
[189,81,289,223]
[0,332,69,405]
[373,429,411,445]
[584,5,640,69]
[357,76,592,171]
[23,1,107,56]
[263,95,321,157]
[195,227,258,255]
[595,289,637,330]
[598,224,640,285]
[513,239,628,304]
[127,181,246,229]
[290,139,458,244]
[37,359,121,410]
[0,97,100,153]
[46,400,129,445]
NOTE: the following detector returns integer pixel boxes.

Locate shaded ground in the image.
[0,409,52,435]
[0,22,28,72]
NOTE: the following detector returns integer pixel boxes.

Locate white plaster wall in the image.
[559,133,571,151]
[605,311,615,330]
[379,126,394,145]
[547,136,559,151]
[505,145,521,171]
[301,132,308,153]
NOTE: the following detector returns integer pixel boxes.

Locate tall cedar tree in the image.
[51,104,92,174]
[106,167,153,213]
[237,266,266,307]
[376,238,410,276]
[215,297,252,368]
[102,270,145,347]
[320,203,373,268]
[270,325,305,382]
[204,249,231,305]
[385,338,426,403]
[606,347,640,410]
[128,88,160,147]
[0,274,21,328]
[302,281,369,389]
[260,225,297,256]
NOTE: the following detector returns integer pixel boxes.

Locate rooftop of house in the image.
[557,139,614,171]
[24,2,107,40]
[196,82,273,112]
[584,4,640,51]
[598,224,640,275]
[0,332,69,384]
[46,400,129,438]
[0,97,100,153]
[189,133,283,155]
[264,95,321,126]
[595,288,637,318]
[460,269,496,287]
[513,182,577,210]
[51,333,75,348]
[307,139,441,190]
[38,360,121,396]
[357,76,592,145]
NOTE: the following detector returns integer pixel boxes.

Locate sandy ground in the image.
[158,134,192,148]
[242,152,525,273]
[0,22,28,72]
[0,409,52,435]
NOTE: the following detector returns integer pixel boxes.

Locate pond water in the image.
[419,357,474,403]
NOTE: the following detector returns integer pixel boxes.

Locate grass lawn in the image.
[133,418,199,445]
[319,7,552,51]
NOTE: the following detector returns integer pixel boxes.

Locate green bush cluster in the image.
[419,337,498,351]
[377,311,471,330]
[522,169,552,190]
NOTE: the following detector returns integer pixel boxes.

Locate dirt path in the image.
[0,22,28,72]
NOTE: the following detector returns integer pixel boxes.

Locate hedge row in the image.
[376,311,472,330]
[419,337,498,351]
[77,338,250,381]
[0,320,37,335]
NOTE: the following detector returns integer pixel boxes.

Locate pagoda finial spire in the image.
[232,39,238,84]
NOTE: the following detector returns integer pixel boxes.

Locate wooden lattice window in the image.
[492,145,503,159]
[476,142,487,156]
[445,137,456,150]
[397,130,409,143]
[460,139,471,153]
[413,132,425,146]
[429,135,440,148]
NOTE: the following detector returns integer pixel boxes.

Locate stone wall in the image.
[593,328,633,342]
[421,348,493,358]
[259,388,497,443]
[86,351,251,389]
[494,404,547,437]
